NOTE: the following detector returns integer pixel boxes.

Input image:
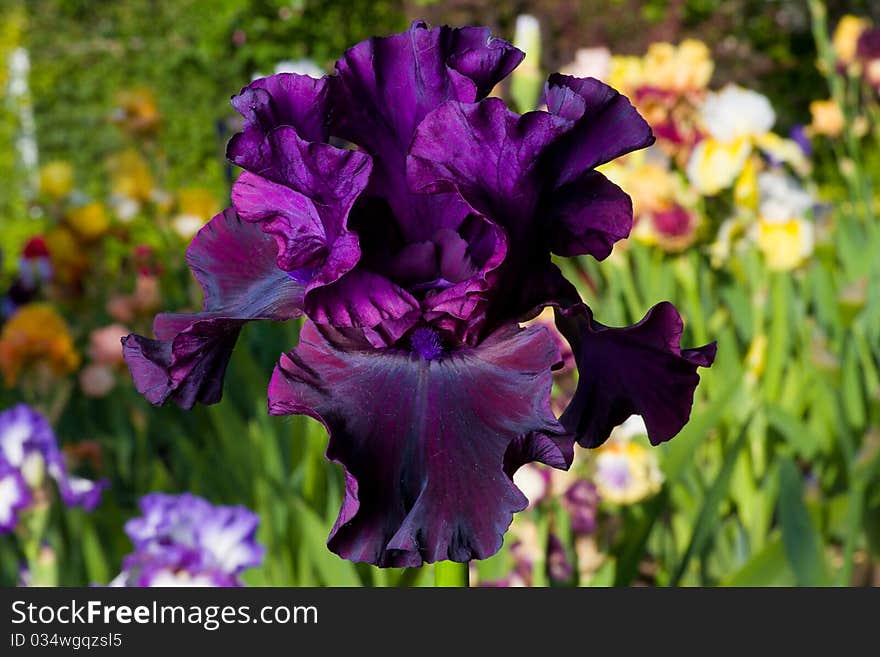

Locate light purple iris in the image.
[0,461,30,533]
[110,493,264,587]
[123,21,715,567]
[0,404,105,534]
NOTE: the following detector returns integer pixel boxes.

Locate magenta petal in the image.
[268,320,567,567]
[232,172,330,273]
[122,321,242,408]
[122,209,303,409]
[556,302,717,448]
[419,214,508,345]
[230,127,370,292]
[181,209,304,320]
[548,171,633,260]
[544,74,655,186]
[303,269,420,347]
[227,73,331,171]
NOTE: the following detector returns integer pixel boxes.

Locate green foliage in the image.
[1,0,879,587]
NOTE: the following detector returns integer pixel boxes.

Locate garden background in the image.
[1,0,879,586]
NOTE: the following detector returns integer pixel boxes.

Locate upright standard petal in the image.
[227,73,332,171]
[332,21,522,216]
[543,74,655,185]
[230,127,371,289]
[268,320,568,567]
[122,209,304,409]
[555,302,716,448]
[408,98,583,318]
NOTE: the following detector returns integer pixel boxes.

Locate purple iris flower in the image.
[0,404,105,533]
[563,479,600,535]
[0,460,30,533]
[110,493,264,587]
[123,21,715,567]
[546,533,575,584]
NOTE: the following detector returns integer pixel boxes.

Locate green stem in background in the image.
[434,560,469,587]
[763,272,789,403]
[838,479,866,586]
[808,0,875,227]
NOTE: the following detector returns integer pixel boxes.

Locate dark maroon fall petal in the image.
[267,320,569,567]
[555,302,716,448]
[122,209,303,409]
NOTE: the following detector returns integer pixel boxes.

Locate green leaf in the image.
[80,520,110,585]
[661,375,743,483]
[670,422,750,586]
[291,497,361,587]
[720,534,795,586]
[841,344,866,429]
[778,458,828,586]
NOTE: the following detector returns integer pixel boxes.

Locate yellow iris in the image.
[832,15,870,66]
[642,39,713,93]
[108,149,155,202]
[686,137,751,195]
[809,99,845,138]
[754,219,813,271]
[38,161,74,199]
[66,201,110,241]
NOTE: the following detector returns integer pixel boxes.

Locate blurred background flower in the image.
[1,0,879,588]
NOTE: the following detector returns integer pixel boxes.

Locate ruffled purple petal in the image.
[54,473,107,511]
[408,98,583,319]
[408,98,571,224]
[303,269,421,347]
[503,431,573,478]
[230,136,368,284]
[543,74,655,186]
[555,302,717,448]
[122,209,303,409]
[267,320,568,567]
[332,20,522,179]
[125,493,263,576]
[548,171,633,260]
[227,73,332,171]
[409,76,652,272]
[350,194,508,344]
[122,323,241,408]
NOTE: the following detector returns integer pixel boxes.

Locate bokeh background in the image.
[1,0,879,586]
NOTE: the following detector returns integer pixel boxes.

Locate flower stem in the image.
[434,560,469,587]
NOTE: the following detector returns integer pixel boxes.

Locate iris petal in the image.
[230,126,370,290]
[555,302,717,448]
[268,320,568,567]
[543,74,655,185]
[548,170,633,260]
[332,20,522,187]
[122,209,303,408]
[227,73,331,171]
[303,269,420,347]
